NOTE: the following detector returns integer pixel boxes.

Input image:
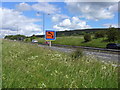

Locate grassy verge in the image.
[35,36,118,48]
[0,39,2,88]
[2,40,118,88]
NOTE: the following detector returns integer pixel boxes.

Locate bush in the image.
[94,31,106,38]
[71,48,83,59]
[84,34,91,42]
[73,33,78,36]
[24,38,30,42]
[106,27,119,42]
[4,35,26,40]
[81,32,87,35]
[30,35,36,41]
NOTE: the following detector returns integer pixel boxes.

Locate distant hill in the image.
[35,28,120,37]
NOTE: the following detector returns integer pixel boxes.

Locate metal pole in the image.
[17,25,18,35]
[49,41,51,47]
[17,25,19,40]
[43,13,45,36]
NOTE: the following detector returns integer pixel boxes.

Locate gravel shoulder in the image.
[38,44,119,62]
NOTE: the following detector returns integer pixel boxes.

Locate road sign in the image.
[45,30,56,40]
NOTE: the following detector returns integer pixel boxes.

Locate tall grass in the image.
[0,39,2,88]
[70,48,83,59]
[2,40,118,88]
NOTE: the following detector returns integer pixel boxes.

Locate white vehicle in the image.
[32,40,38,43]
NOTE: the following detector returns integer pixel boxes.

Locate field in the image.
[34,36,118,48]
[2,40,118,88]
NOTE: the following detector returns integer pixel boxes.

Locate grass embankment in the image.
[2,40,118,88]
[35,36,118,48]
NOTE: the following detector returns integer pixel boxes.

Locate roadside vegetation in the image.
[36,27,120,48]
[5,27,120,48]
[2,40,118,88]
[34,36,117,48]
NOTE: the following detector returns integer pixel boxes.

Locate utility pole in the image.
[17,25,18,35]
[43,13,45,36]
[36,12,45,37]
[36,12,50,38]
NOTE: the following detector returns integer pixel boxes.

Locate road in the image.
[38,44,119,62]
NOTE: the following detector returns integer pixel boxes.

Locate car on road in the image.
[32,40,38,43]
[106,43,120,49]
[44,41,50,46]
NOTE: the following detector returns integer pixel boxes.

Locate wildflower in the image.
[112,64,118,68]
[101,65,106,70]
[55,70,58,73]
[101,60,105,63]
[65,75,69,78]
[35,55,38,58]
[2,76,5,80]
[50,73,53,76]
[86,60,90,64]
[41,64,44,66]
[54,54,61,57]
[79,70,84,73]
[82,84,87,88]
[26,71,29,73]
[42,83,46,87]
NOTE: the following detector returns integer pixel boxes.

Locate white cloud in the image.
[103,23,118,28]
[0,8,42,38]
[65,2,118,20]
[52,14,69,22]
[0,29,16,38]
[53,16,91,31]
[64,0,119,2]
[109,3,118,12]
[59,19,71,26]
[32,2,60,14]
[16,2,32,11]
[16,2,60,14]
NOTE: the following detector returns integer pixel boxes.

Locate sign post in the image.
[45,30,56,47]
[49,41,51,47]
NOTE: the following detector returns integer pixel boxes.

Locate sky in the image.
[0,0,119,38]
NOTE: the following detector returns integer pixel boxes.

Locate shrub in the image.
[73,33,78,36]
[71,48,83,59]
[81,32,87,35]
[106,27,119,42]
[24,38,30,42]
[94,31,106,38]
[30,35,36,41]
[4,35,26,40]
[84,34,91,42]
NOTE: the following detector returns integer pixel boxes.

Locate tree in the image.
[30,34,36,41]
[84,34,91,42]
[106,27,118,42]
[4,35,26,40]
[94,31,106,38]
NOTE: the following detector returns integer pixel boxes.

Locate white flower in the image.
[42,83,46,87]
[50,73,53,76]
[65,75,69,78]
[112,64,118,67]
[101,65,106,70]
[55,70,58,73]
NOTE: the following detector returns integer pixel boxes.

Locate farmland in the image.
[2,40,118,88]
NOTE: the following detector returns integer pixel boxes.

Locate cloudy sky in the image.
[0,0,119,38]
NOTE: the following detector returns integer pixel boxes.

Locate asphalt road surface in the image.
[38,44,119,62]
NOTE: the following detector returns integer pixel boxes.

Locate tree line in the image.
[84,27,120,42]
[4,27,120,43]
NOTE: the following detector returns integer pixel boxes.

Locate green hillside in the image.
[36,36,118,48]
